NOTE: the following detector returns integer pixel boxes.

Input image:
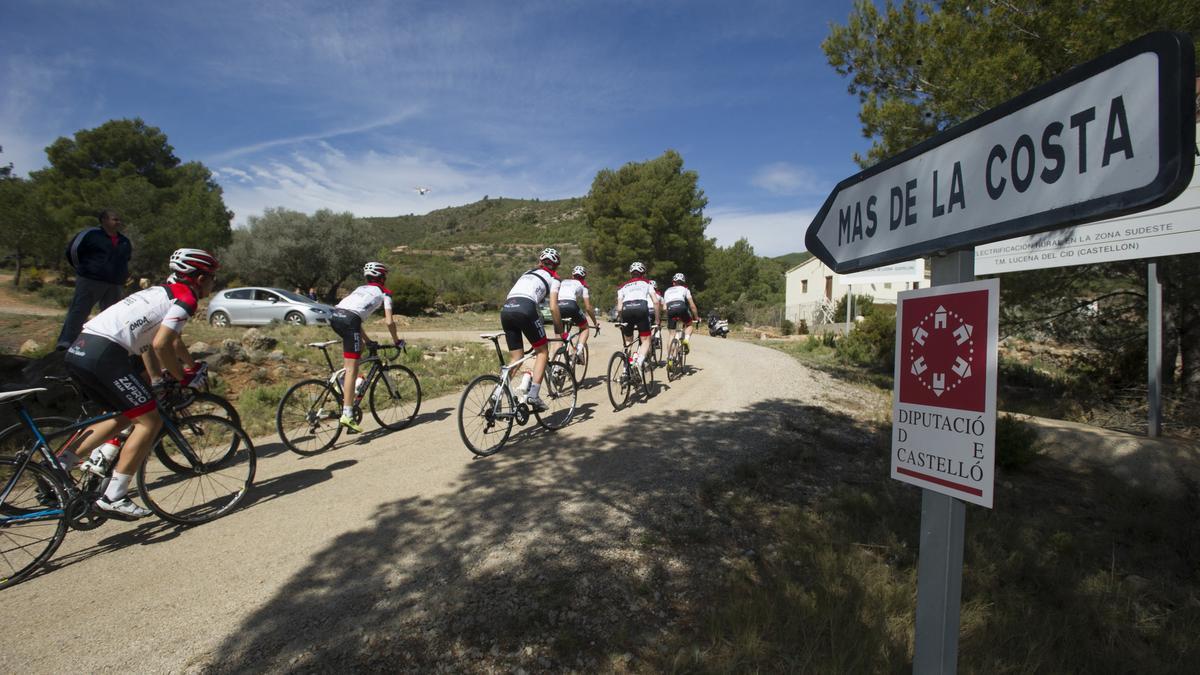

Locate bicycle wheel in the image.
[138,414,256,526]
[606,352,632,410]
[575,342,590,383]
[667,339,682,381]
[185,392,242,430]
[369,365,422,431]
[0,458,69,589]
[276,379,343,455]
[535,359,578,430]
[457,375,514,457]
[640,357,656,399]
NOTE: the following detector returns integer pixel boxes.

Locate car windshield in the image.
[272,289,317,303]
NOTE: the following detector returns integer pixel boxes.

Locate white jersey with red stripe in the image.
[506,267,561,304]
[617,278,656,307]
[558,278,589,303]
[336,282,392,320]
[81,282,198,355]
[662,284,692,305]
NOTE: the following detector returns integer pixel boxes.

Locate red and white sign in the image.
[891,278,999,508]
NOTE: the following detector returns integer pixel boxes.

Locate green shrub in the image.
[390,274,437,314]
[995,414,1041,469]
[834,293,876,320]
[37,285,74,308]
[834,312,895,371]
[780,319,795,336]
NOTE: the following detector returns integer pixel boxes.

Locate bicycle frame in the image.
[0,399,201,515]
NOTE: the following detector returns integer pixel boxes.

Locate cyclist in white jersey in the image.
[329,262,405,432]
[500,248,563,412]
[62,248,218,519]
[616,261,662,371]
[663,272,700,353]
[556,265,598,364]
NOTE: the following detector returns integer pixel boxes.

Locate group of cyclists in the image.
[499,247,701,408]
[42,243,700,521]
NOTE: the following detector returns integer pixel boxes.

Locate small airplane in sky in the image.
[414,186,431,195]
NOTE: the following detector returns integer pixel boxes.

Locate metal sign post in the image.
[1148,262,1162,437]
[911,251,974,674]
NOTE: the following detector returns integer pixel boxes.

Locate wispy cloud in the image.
[706,207,816,257]
[206,109,423,163]
[750,162,829,196]
[218,139,588,225]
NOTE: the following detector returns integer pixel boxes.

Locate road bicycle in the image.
[0,384,257,589]
[552,317,599,384]
[457,333,578,457]
[606,322,656,410]
[275,340,422,455]
[665,324,690,381]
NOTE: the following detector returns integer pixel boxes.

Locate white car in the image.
[206,287,334,327]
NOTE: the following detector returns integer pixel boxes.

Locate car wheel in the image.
[210,311,231,327]
[285,311,306,326]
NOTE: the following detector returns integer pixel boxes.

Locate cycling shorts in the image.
[64,334,156,419]
[619,301,651,338]
[667,301,693,329]
[500,296,547,352]
[330,309,365,358]
[557,300,588,328]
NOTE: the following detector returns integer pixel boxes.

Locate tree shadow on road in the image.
[199,398,891,672]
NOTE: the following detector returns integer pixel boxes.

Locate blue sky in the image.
[1,0,865,257]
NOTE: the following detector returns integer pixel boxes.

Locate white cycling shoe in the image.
[96,496,152,520]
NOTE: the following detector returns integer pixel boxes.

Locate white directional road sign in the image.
[976,124,1200,273]
[805,32,1194,274]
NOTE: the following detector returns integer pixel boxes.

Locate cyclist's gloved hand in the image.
[181,362,208,390]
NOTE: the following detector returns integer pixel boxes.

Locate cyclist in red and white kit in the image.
[62,248,218,519]
[329,262,405,433]
[663,272,700,353]
[616,261,662,373]
[500,248,563,412]
[556,265,598,365]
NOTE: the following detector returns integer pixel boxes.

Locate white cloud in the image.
[706,207,816,257]
[750,162,828,196]
[218,140,584,225]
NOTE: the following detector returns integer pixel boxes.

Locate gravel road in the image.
[0,328,869,672]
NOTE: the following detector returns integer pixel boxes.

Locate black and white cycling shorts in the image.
[64,334,156,419]
[619,300,651,338]
[557,300,588,328]
[500,296,547,352]
[666,300,692,329]
[329,308,365,358]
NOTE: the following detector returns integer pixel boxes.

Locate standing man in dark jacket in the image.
[55,210,133,350]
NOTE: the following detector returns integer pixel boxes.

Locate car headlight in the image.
[311,308,327,314]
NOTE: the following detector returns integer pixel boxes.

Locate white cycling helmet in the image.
[539,247,560,267]
[168,248,219,277]
[363,261,388,278]
[672,272,686,283]
[628,261,646,275]
[572,265,586,278]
